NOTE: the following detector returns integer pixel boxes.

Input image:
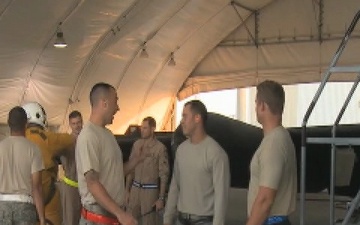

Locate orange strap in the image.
[81,208,120,225]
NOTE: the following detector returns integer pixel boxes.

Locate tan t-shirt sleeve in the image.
[163,152,180,224]
[259,137,285,190]
[31,145,44,174]
[77,132,100,174]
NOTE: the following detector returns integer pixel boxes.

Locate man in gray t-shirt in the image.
[163,100,230,225]
[247,80,297,225]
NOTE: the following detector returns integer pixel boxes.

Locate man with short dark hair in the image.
[125,116,170,225]
[76,82,146,225]
[0,106,45,225]
[246,80,297,225]
[163,100,230,225]
[59,110,83,225]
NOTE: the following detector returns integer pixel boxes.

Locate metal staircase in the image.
[301,10,360,225]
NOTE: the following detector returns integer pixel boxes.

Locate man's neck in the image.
[262,116,282,135]
[189,129,207,144]
[10,131,25,137]
[143,135,154,141]
[89,113,105,127]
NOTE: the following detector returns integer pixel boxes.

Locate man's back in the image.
[0,136,43,195]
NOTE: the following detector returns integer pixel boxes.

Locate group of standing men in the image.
[0,80,297,225]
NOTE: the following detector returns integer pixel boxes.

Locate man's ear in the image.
[102,99,108,108]
[262,102,269,112]
[194,114,201,123]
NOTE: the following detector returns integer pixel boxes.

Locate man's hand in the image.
[132,144,149,163]
[125,191,130,206]
[153,199,164,211]
[116,211,138,225]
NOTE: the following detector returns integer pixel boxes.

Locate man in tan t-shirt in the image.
[125,116,170,225]
[247,80,297,225]
[0,106,45,225]
[76,82,147,225]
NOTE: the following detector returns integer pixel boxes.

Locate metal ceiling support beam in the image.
[231,0,255,12]
[0,0,14,21]
[255,10,259,48]
[231,2,257,47]
[318,0,324,43]
[218,35,360,47]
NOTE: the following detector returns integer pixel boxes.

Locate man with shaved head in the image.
[76,82,146,225]
[246,80,297,225]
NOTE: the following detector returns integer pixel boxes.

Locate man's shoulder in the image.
[132,139,144,148]
[2,136,40,153]
[78,123,100,138]
[154,138,166,149]
[205,136,224,150]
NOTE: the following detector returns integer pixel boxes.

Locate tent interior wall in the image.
[0,0,359,134]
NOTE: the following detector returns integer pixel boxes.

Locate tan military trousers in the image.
[127,187,159,225]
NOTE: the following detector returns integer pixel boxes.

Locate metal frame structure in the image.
[301,10,360,225]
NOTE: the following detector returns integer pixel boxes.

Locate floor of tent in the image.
[153,188,357,225]
[226,188,354,225]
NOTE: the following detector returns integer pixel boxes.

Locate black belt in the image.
[178,212,213,225]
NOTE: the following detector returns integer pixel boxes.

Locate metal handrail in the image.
[300,10,360,225]
[331,74,360,225]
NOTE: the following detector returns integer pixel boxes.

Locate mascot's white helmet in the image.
[22,102,47,128]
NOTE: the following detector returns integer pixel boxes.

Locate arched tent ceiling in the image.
[0,0,358,134]
[182,0,360,99]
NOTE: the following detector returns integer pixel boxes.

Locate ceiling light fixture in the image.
[139,42,149,58]
[168,52,176,66]
[54,22,67,48]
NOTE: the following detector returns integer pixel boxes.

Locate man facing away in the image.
[246,80,297,225]
[126,116,170,225]
[76,82,146,225]
[163,100,230,225]
[59,110,83,225]
[0,106,45,225]
[22,102,75,225]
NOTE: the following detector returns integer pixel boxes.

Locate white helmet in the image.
[22,102,47,128]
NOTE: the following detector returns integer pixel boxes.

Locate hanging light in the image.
[168,52,176,66]
[54,22,67,48]
[139,42,149,58]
